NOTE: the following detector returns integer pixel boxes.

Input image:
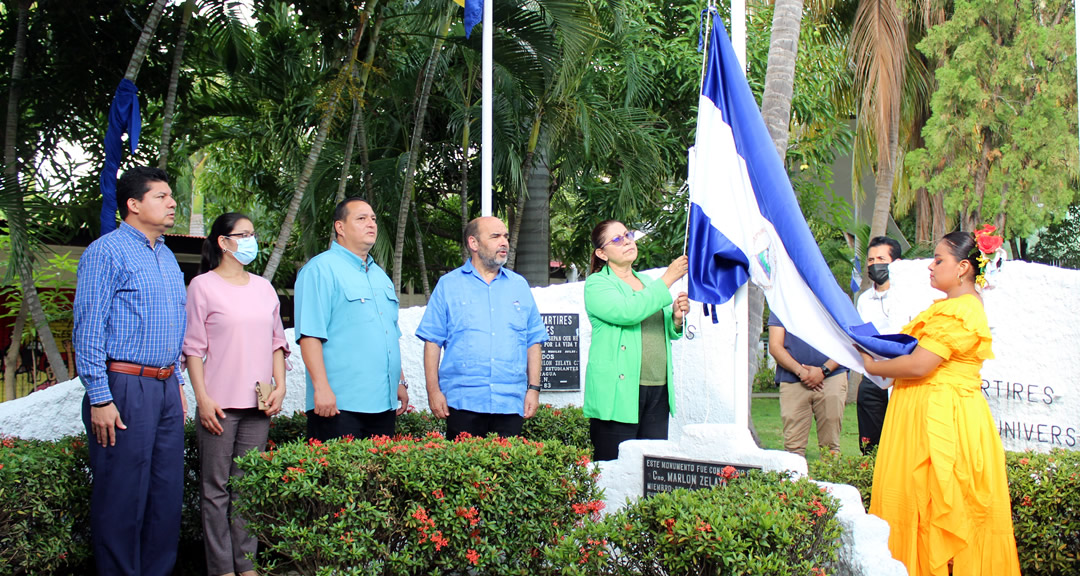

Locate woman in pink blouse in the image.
[184,212,289,576]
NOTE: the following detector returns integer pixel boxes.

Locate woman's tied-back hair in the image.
[589,220,621,274]
[201,212,251,274]
[939,231,980,279]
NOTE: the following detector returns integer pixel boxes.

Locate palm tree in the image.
[263,16,370,283]
[391,3,453,293]
[3,0,69,383]
[158,0,195,170]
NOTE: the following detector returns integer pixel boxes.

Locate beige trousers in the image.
[779,373,848,457]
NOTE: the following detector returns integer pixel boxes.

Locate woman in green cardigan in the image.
[584,220,690,461]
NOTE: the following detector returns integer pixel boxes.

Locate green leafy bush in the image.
[0,436,92,576]
[547,469,842,575]
[231,432,600,575]
[1006,449,1080,575]
[808,446,876,511]
[522,404,591,450]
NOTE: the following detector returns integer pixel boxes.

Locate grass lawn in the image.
[751,397,861,463]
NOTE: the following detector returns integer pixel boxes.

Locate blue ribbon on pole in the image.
[99,79,142,235]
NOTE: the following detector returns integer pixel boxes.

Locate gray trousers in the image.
[197,408,270,576]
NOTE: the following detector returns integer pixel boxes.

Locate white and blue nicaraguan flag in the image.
[685,12,916,376]
[850,257,862,295]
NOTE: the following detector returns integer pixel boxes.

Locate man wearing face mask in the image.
[416,217,548,440]
[855,235,903,453]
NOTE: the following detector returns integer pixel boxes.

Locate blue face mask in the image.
[228,236,258,266]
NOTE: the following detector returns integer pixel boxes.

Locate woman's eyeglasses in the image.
[602,233,635,248]
[224,232,258,240]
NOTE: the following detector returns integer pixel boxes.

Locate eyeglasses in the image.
[601,232,635,248]
[224,232,258,240]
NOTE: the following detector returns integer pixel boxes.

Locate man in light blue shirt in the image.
[417,216,548,439]
[295,198,407,441]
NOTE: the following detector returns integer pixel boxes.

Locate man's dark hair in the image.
[463,218,481,252]
[868,236,901,261]
[116,166,169,219]
[333,197,367,238]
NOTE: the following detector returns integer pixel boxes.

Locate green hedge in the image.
[547,469,842,575]
[0,436,92,576]
[6,406,1077,575]
[232,432,599,575]
[809,446,1080,575]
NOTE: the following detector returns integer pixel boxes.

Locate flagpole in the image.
[732,0,746,69]
[481,0,493,217]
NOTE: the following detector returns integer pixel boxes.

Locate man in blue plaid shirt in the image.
[74,166,187,576]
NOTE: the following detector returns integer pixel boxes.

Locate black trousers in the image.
[446,407,523,440]
[590,384,670,462]
[306,409,396,442]
[856,376,890,453]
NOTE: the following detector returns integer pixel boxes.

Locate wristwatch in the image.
[820,364,832,378]
[399,377,408,389]
[527,384,542,392]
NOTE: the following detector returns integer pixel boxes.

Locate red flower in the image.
[432,489,444,500]
[1020,495,1033,507]
[663,517,676,535]
[431,530,449,550]
[466,548,480,565]
[809,499,828,517]
[720,465,738,480]
[576,454,591,467]
[1019,457,1030,465]
[976,233,1003,254]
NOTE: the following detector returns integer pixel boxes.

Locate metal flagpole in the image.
[731,0,746,69]
[481,0,494,216]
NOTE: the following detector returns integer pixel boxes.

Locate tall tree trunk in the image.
[930,189,947,240]
[411,199,431,298]
[330,88,362,248]
[459,66,477,263]
[125,0,169,82]
[262,24,366,282]
[507,112,542,270]
[514,153,552,286]
[868,120,899,242]
[915,186,931,245]
[3,0,69,383]
[753,0,806,445]
[158,0,194,170]
[4,299,27,401]
[966,130,994,232]
[356,13,384,207]
[760,0,803,163]
[392,8,452,292]
[330,2,383,243]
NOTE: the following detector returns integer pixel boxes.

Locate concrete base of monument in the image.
[596,423,907,576]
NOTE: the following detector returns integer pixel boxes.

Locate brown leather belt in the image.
[107,361,174,381]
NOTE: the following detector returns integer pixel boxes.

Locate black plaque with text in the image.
[642,456,762,497]
[540,313,580,391]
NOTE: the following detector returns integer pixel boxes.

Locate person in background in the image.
[184,212,288,576]
[855,235,904,453]
[294,198,407,441]
[417,216,548,440]
[73,166,187,576]
[583,220,689,461]
[859,229,1020,576]
[767,314,848,458]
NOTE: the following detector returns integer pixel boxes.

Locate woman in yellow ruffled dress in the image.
[858,230,1021,576]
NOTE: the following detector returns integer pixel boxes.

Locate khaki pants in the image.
[779,373,848,457]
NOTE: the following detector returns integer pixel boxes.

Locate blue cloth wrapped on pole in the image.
[99,79,142,235]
